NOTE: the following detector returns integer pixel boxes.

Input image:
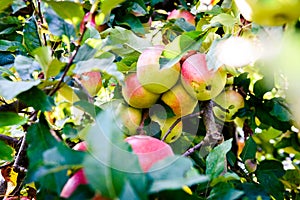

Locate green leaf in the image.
[0,0,13,13]
[240,136,257,162]
[0,52,15,67]
[206,139,232,179]
[159,31,207,70]
[0,140,14,161]
[148,156,209,193]
[74,100,102,118]
[26,115,68,195]
[83,110,147,199]
[0,39,25,52]
[208,182,244,200]
[101,0,126,16]
[253,78,274,98]
[0,112,27,127]
[238,183,269,200]
[14,55,40,80]
[17,86,55,112]
[23,17,41,52]
[268,97,292,122]
[116,14,145,34]
[45,0,84,26]
[210,13,237,27]
[256,160,285,199]
[0,79,40,100]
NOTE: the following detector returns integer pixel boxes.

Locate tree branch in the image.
[0,101,27,113]
[0,134,19,147]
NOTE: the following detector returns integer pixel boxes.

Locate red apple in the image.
[181,53,226,101]
[74,71,102,96]
[122,73,160,108]
[80,12,108,33]
[125,135,174,172]
[167,9,195,26]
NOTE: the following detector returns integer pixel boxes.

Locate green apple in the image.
[116,103,142,135]
[161,82,198,117]
[74,71,102,96]
[181,53,227,101]
[245,159,257,173]
[137,45,181,94]
[235,0,300,26]
[213,90,245,122]
[122,73,160,108]
[125,135,174,172]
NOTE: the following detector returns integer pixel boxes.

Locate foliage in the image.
[0,0,299,199]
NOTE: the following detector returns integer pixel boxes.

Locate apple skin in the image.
[181,53,227,101]
[122,73,160,108]
[235,0,300,26]
[213,90,245,122]
[125,135,174,172]
[136,45,181,94]
[161,82,198,117]
[245,159,257,173]
[116,103,142,135]
[167,9,196,26]
[80,12,108,33]
[75,71,102,96]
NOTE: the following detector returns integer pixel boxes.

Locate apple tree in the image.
[0,0,299,199]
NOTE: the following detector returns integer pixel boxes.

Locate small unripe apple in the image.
[181,53,227,101]
[235,0,300,26]
[213,90,245,122]
[161,82,198,117]
[167,9,196,26]
[244,159,257,173]
[136,45,181,94]
[122,73,160,108]
[74,71,102,96]
[125,135,174,172]
[115,103,142,135]
[80,12,108,33]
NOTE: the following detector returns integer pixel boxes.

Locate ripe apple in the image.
[136,45,181,94]
[80,12,108,33]
[181,53,227,101]
[235,0,300,26]
[213,90,245,122]
[167,9,196,26]
[122,73,160,108]
[161,82,198,117]
[125,135,174,172]
[74,71,102,96]
[115,103,142,135]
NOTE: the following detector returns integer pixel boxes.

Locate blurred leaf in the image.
[256,160,285,199]
[208,182,244,200]
[0,52,15,67]
[116,14,145,34]
[234,72,250,93]
[44,8,76,38]
[253,78,274,98]
[17,86,55,112]
[11,0,27,14]
[240,137,257,162]
[0,79,40,100]
[14,55,40,80]
[83,110,147,199]
[57,84,80,103]
[206,37,225,71]
[210,172,240,187]
[0,0,13,13]
[23,16,41,52]
[282,169,300,190]
[26,115,68,195]
[238,183,269,200]
[0,140,14,161]
[206,139,232,179]
[101,0,126,16]
[74,100,102,118]
[159,31,207,70]
[210,13,237,27]
[148,156,209,193]
[119,181,141,200]
[0,112,27,127]
[0,39,25,52]
[45,0,84,26]
[173,18,195,32]
[73,44,97,62]
[268,97,292,122]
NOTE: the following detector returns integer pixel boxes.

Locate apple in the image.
[181,53,227,101]
[244,159,257,173]
[136,45,181,94]
[115,103,142,135]
[122,73,160,108]
[235,0,300,26]
[161,82,198,117]
[167,9,196,26]
[125,135,174,172]
[74,71,102,96]
[213,90,245,122]
[80,12,108,33]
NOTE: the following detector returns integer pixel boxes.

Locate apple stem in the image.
[161,111,203,141]
[136,109,149,135]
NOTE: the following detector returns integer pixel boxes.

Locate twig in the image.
[36,0,47,46]
[12,136,27,173]
[161,111,202,141]
[0,101,27,113]
[0,134,19,147]
[182,140,204,156]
